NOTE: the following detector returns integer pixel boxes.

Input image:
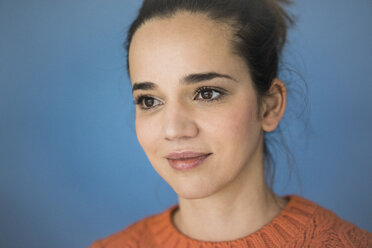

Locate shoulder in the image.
[88,205,177,248]
[89,216,154,248]
[305,199,371,247]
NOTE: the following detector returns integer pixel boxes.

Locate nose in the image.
[162,101,199,141]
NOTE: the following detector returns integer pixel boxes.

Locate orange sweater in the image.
[90,195,371,247]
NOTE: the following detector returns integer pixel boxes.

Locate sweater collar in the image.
[148,194,319,247]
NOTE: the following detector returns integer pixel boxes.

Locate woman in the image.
[90,0,371,247]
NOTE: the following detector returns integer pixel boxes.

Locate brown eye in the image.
[134,95,162,110]
[201,89,213,99]
[195,87,224,102]
[144,97,154,108]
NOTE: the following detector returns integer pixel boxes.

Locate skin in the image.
[129,12,288,242]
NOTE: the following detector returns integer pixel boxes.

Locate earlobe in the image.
[260,78,287,132]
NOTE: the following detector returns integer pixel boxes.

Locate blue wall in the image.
[1,0,371,247]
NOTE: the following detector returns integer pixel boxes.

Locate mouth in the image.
[166,153,212,171]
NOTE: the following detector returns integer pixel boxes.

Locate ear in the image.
[260,78,287,132]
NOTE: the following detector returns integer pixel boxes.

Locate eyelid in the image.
[133,94,163,110]
[193,86,227,101]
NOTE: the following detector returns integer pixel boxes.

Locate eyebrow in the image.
[132,72,237,93]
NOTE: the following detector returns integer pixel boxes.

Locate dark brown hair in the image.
[125,0,299,193]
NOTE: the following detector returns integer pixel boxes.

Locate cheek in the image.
[232,105,259,137]
[206,98,261,166]
[135,117,158,155]
[208,100,259,141]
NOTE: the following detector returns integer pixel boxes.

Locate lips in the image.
[165,151,211,160]
[165,151,212,171]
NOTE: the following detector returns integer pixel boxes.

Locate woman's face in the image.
[129,12,265,199]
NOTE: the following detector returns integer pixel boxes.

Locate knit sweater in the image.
[90,195,371,247]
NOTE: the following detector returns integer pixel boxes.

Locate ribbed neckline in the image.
[147,194,319,247]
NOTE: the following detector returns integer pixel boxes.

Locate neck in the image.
[172,144,288,242]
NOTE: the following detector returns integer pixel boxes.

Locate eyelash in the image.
[133,86,226,111]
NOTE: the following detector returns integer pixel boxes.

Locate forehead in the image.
[128,12,249,84]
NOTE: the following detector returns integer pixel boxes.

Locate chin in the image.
[171,181,215,200]
[176,190,208,200]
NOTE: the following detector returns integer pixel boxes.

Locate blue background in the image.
[1,0,371,247]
